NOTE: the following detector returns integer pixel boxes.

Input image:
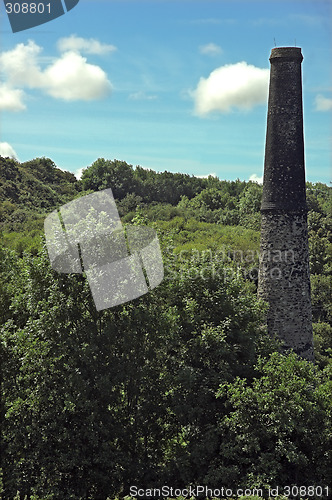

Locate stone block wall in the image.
[258,209,314,361]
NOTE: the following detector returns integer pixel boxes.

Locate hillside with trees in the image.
[0,156,331,499]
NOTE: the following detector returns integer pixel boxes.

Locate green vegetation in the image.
[0,156,331,499]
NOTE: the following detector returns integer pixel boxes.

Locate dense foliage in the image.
[0,156,331,499]
[0,157,80,231]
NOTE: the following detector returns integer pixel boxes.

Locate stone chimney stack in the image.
[258,47,314,362]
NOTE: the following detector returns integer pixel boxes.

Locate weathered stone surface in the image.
[258,210,314,361]
[258,47,314,362]
[261,47,306,212]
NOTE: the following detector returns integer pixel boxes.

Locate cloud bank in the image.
[249,173,263,184]
[57,35,117,55]
[128,91,157,101]
[192,61,269,115]
[0,38,112,108]
[315,94,332,112]
[0,142,19,159]
[75,167,84,180]
[199,43,223,56]
[196,172,217,179]
[0,84,26,111]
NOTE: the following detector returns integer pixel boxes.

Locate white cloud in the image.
[199,43,223,56]
[0,142,19,160]
[44,52,112,101]
[289,14,324,27]
[249,174,263,184]
[314,94,332,112]
[196,173,217,178]
[128,91,157,101]
[57,35,117,55]
[192,61,269,115]
[0,40,112,103]
[0,84,26,111]
[0,40,43,88]
[75,167,84,180]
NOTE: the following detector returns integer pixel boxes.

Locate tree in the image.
[80,158,137,199]
[238,182,262,230]
[0,238,272,498]
[156,253,272,486]
[210,353,331,490]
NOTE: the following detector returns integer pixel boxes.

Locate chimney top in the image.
[270,47,303,62]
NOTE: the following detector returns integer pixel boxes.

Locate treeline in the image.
[0,157,79,229]
[80,158,263,229]
[1,155,331,233]
[0,156,250,230]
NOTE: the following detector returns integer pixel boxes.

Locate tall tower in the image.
[258,47,314,362]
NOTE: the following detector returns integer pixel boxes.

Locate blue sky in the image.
[0,0,331,184]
